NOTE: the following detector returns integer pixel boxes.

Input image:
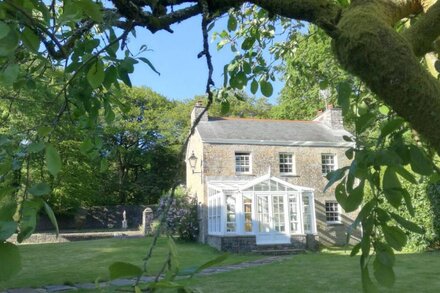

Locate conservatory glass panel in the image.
[226,194,236,232]
[272,195,285,232]
[288,194,299,233]
[302,194,312,233]
[257,195,270,232]
[243,197,253,232]
[270,180,278,191]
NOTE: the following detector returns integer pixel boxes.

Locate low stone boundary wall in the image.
[36,205,157,231]
[8,230,144,245]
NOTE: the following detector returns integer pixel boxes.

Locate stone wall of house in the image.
[201,143,361,246]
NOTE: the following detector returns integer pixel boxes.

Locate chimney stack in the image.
[313,106,344,130]
[191,100,208,126]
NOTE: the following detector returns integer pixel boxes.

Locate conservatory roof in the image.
[207,173,314,193]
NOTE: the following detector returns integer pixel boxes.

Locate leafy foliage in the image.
[157,193,199,242]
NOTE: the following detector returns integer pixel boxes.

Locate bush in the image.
[157,194,199,241]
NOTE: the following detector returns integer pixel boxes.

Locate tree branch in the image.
[402,0,440,56]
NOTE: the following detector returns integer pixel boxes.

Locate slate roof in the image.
[196,117,352,147]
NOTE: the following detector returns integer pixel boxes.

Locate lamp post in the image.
[188,151,202,174]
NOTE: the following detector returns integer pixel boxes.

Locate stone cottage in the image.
[185,101,361,252]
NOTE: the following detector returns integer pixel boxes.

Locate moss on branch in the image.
[334,1,440,153]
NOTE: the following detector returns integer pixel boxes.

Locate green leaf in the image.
[344,180,364,212]
[361,265,378,293]
[37,126,52,137]
[28,142,45,153]
[0,21,11,39]
[45,144,62,176]
[80,139,94,154]
[350,243,361,256]
[324,167,348,192]
[335,182,347,209]
[241,37,255,50]
[355,112,375,134]
[375,242,395,267]
[109,262,142,280]
[394,165,417,184]
[227,15,237,31]
[402,189,415,217]
[0,221,17,241]
[409,145,432,175]
[221,101,230,115]
[87,59,105,89]
[21,28,40,52]
[250,79,258,95]
[139,57,160,75]
[0,242,21,281]
[1,63,19,85]
[382,225,407,251]
[380,117,404,138]
[0,25,19,56]
[379,105,390,115]
[383,188,402,209]
[260,80,273,97]
[43,201,59,237]
[373,257,395,287]
[390,212,425,234]
[383,167,401,190]
[17,199,42,243]
[345,148,354,160]
[28,183,51,196]
[77,0,103,22]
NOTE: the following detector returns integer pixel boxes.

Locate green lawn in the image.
[182,250,440,293]
[0,237,260,290]
[2,238,440,293]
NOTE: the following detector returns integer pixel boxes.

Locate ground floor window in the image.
[325,201,341,223]
[288,194,299,233]
[302,194,312,233]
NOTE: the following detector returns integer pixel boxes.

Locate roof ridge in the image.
[208,117,317,123]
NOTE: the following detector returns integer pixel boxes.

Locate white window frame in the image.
[325,200,341,224]
[321,153,337,175]
[279,153,296,175]
[235,152,252,174]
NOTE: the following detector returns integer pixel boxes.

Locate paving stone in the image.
[72,283,95,290]
[43,285,77,292]
[109,279,134,287]
[7,289,45,293]
[138,276,155,283]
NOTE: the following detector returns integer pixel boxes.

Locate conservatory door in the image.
[255,194,290,245]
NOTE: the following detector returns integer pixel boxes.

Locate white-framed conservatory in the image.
[207,173,317,245]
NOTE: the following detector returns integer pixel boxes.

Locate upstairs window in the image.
[235,152,251,174]
[279,153,295,175]
[321,154,336,175]
[325,201,341,223]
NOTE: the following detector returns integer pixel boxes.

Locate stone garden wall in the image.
[36,205,157,231]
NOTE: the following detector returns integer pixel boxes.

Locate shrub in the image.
[157,194,199,241]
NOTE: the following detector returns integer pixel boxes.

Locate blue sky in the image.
[125,15,283,103]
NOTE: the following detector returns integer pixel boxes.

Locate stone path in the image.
[2,255,292,293]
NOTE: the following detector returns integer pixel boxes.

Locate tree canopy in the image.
[1,0,440,291]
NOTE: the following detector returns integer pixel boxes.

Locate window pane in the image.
[226,194,236,232]
[325,201,340,223]
[243,197,252,232]
[321,154,335,175]
[279,153,294,174]
[235,152,251,173]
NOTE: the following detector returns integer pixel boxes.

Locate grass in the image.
[2,238,440,292]
[0,237,261,290]
[181,250,440,293]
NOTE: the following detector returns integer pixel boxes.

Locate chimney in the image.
[191,100,208,127]
[313,105,344,130]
